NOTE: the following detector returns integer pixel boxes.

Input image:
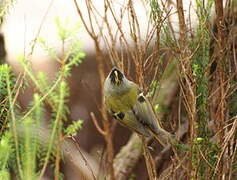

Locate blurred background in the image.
[1,0,236,180]
[1,0,153,179]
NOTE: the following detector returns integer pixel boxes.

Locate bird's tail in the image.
[151,127,189,151]
[149,127,178,147]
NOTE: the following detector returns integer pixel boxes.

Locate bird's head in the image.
[109,67,124,86]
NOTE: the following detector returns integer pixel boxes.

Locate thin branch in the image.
[90,112,106,136]
[70,136,97,180]
[142,136,158,180]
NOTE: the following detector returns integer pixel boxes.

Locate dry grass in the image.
[73,0,237,179]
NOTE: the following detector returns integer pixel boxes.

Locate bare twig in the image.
[142,136,158,180]
[70,136,97,180]
[73,1,115,179]
[90,112,106,136]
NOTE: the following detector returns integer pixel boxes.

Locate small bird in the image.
[103,67,176,146]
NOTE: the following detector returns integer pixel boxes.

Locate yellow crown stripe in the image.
[114,70,119,84]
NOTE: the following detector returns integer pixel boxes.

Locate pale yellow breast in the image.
[105,87,138,113]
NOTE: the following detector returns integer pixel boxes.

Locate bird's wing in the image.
[132,93,160,132]
[112,111,151,137]
[133,93,175,145]
[104,94,151,136]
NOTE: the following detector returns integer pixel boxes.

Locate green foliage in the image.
[0,0,15,24]
[149,0,161,23]
[191,1,211,135]
[0,64,9,98]
[64,120,83,136]
[0,131,13,180]
[0,131,12,169]
[21,118,38,180]
[148,80,159,98]
[0,17,85,179]
[160,24,178,50]
[0,64,15,137]
[23,93,43,179]
[38,17,85,78]
[189,1,215,178]
[37,38,57,59]
[0,170,10,180]
[148,0,230,179]
[54,16,80,41]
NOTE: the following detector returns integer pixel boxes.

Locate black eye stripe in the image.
[117,112,125,119]
[138,95,145,103]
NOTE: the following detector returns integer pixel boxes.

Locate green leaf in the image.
[64,120,83,136]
